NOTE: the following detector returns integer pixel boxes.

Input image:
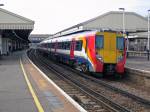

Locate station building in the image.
[29,34,52,48]
[0,8,34,56]
[54,11,149,52]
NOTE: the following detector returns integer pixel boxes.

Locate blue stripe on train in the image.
[48,51,94,71]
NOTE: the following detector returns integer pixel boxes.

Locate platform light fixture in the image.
[147,9,150,60]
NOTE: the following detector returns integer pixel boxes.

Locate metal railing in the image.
[127,51,148,57]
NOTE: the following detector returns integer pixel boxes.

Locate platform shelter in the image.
[0,8,34,55]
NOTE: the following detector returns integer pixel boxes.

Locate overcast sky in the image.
[1,0,150,34]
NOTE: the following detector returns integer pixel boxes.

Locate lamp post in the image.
[147,9,150,60]
[119,8,125,35]
[119,8,129,56]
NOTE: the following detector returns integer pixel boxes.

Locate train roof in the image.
[41,30,122,44]
[40,30,95,43]
[51,29,118,38]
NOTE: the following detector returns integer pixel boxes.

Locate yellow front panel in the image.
[97,32,117,64]
[104,32,116,63]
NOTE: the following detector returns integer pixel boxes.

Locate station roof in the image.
[54,11,148,37]
[0,8,34,29]
[0,8,34,42]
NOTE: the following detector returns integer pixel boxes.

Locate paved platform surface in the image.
[0,51,85,112]
[0,51,37,112]
[126,57,150,71]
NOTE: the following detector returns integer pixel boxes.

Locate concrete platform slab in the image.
[0,51,37,112]
[0,51,87,112]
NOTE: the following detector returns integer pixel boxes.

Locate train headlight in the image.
[96,54,103,62]
[117,55,123,62]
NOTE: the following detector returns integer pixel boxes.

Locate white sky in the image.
[1,0,150,34]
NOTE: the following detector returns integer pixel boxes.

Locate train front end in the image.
[95,32,126,75]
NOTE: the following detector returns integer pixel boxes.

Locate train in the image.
[37,30,126,77]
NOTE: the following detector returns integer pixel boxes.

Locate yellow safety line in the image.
[20,59,44,112]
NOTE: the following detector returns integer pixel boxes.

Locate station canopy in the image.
[54,11,148,37]
[0,8,34,41]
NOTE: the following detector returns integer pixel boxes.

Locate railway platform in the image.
[0,51,86,112]
[126,57,150,72]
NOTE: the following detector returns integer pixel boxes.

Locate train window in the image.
[66,42,70,50]
[51,43,55,48]
[50,43,52,48]
[58,42,62,49]
[44,44,46,48]
[117,37,124,50]
[75,40,82,51]
[57,42,60,49]
[60,42,63,49]
[62,42,65,49]
[63,42,66,49]
[95,35,104,49]
[48,43,51,48]
[54,42,58,48]
[51,43,53,48]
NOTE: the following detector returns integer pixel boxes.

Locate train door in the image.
[104,32,117,63]
[70,39,76,59]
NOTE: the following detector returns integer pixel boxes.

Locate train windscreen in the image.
[95,35,104,49]
[117,37,124,50]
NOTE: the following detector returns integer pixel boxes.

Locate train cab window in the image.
[117,37,124,50]
[75,40,82,51]
[95,35,104,49]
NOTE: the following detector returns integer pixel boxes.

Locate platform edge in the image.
[27,55,87,112]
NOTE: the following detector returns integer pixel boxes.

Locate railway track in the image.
[28,50,121,112]
[28,50,129,112]
[57,59,150,106]
[28,49,150,112]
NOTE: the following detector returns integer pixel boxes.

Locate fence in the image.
[127,51,149,58]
